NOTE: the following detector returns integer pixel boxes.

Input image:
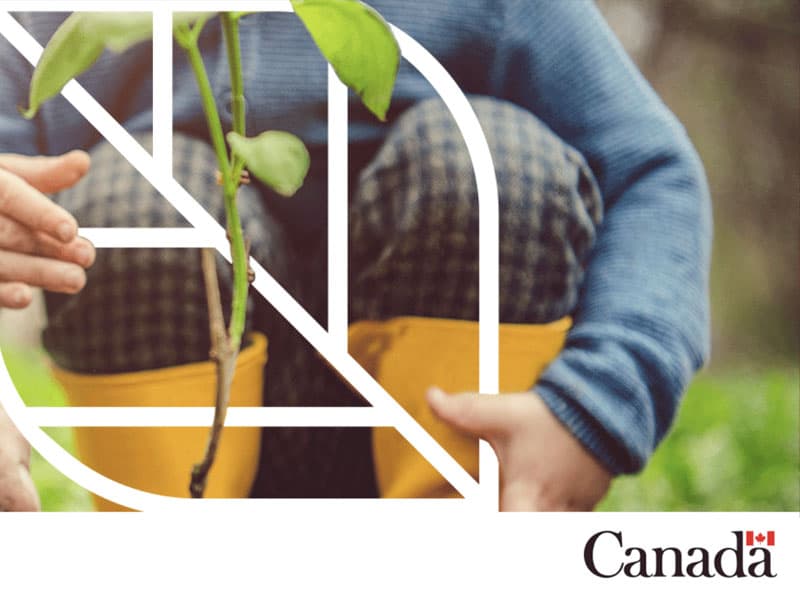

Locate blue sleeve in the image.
[491,0,712,473]
[0,14,40,155]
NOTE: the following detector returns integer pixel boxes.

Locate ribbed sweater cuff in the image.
[533,360,652,476]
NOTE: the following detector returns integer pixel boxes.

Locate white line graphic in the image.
[152,8,173,177]
[80,228,214,248]
[328,66,349,351]
[29,407,391,428]
[0,6,500,510]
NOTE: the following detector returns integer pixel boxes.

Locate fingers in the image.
[0,150,90,194]
[0,214,95,267]
[501,480,548,512]
[1,408,40,511]
[0,283,33,309]
[0,166,80,243]
[426,387,519,438]
[0,249,87,295]
[0,464,41,511]
[0,154,95,308]
[428,388,613,512]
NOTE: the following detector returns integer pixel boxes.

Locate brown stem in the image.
[190,248,240,499]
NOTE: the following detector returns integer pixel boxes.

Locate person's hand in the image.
[0,403,39,511]
[0,151,94,308]
[1,150,92,509]
[427,388,612,511]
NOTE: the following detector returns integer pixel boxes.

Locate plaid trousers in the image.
[44,97,602,498]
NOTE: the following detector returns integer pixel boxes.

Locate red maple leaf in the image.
[755,533,766,543]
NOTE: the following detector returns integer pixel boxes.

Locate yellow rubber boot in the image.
[348,318,570,499]
[50,333,268,511]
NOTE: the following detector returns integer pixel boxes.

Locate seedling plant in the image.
[22,0,400,498]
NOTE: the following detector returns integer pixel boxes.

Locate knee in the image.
[466,96,603,321]
[355,96,600,227]
[42,244,212,372]
[352,96,603,322]
[47,132,223,314]
[42,132,272,372]
[55,132,225,227]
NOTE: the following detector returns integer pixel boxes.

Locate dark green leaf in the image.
[291,0,399,121]
[227,131,310,197]
[23,12,213,119]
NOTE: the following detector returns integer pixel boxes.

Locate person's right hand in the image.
[0,150,94,308]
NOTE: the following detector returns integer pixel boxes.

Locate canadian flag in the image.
[745,531,775,546]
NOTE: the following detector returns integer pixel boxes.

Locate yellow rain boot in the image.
[50,333,268,511]
[348,317,570,499]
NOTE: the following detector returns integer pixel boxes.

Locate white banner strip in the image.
[79,228,215,248]
[0,512,797,598]
[29,406,392,428]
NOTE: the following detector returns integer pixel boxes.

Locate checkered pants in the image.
[44,97,602,498]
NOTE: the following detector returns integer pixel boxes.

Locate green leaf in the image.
[227,131,310,197]
[22,12,213,119]
[291,0,399,121]
[77,13,158,53]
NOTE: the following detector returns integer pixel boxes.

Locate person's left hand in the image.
[427,388,612,511]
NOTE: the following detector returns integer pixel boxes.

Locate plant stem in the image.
[221,14,246,137]
[190,248,237,499]
[220,13,249,350]
[223,182,249,351]
[177,14,251,497]
[222,14,247,180]
[178,32,230,175]
[179,16,249,351]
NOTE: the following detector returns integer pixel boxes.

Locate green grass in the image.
[2,346,798,511]
[2,346,93,511]
[599,368,799,511]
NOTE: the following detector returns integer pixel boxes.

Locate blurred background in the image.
[1,1,798,510]
[596,0,798,510]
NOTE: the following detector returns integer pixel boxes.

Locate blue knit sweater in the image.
[0,1,712,475]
